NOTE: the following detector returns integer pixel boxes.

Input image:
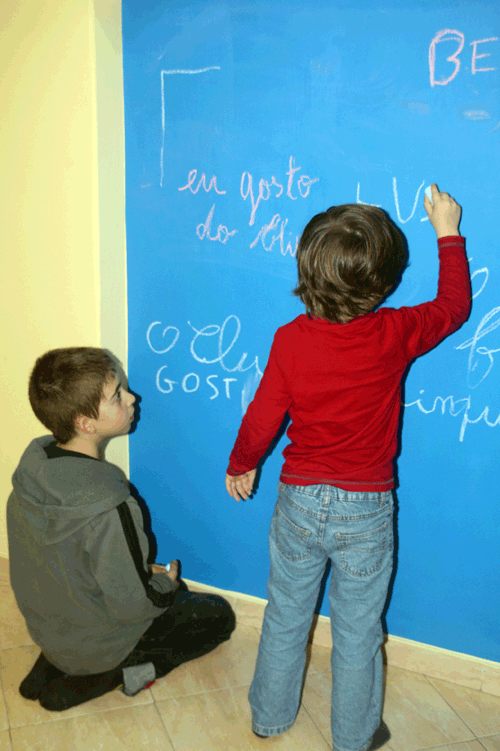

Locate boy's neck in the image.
[56,436,102,460]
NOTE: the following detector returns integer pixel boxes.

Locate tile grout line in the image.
[152,701,176,750]
[422,674,481,742]
[409,740,489,751]
[301,703,331,749]
[0,644,14,750]
[0,647,14,734]
[4,691,158,730]
[152,680,254,703]
[383,658,496,698]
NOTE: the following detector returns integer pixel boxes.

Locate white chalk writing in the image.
[357,178,429,223]
[455,306,500,389]
[405,390,500,442]
[147,315,263,414]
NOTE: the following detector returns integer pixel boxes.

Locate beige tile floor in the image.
[0,575,499,751]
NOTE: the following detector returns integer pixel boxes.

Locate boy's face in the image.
[94,373,136,440]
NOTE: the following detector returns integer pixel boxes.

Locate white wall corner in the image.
[94,0,129,476]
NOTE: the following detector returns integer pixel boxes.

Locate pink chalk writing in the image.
[240,157,319,226]
[176,157,317,252]
[429,29,464,87]
[429,29,498,86]
[250,214,298,256]
[196,204,237,244]
[178,170,226,194]
[471,38,499,74]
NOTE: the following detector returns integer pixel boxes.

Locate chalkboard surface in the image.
[122,0,500,661]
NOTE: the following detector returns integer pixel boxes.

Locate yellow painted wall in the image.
[0,0,127,558]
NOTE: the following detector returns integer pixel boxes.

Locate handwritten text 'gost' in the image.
[178,156,318,256]
[146,315,263,414]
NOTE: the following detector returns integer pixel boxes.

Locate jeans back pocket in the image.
[336,520,392,577]
[272,503,311,562]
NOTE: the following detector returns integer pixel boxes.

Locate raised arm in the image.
[396,184,471,360]
[424,183,462,238]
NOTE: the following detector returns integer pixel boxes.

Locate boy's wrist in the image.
[437,233,463,241]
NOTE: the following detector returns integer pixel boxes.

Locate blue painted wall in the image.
[122,0,500,661]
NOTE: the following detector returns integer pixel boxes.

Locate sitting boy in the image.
[7,347,235,711]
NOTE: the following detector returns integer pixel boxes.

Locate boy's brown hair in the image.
[293,204,406,323]
[29,348,117,444]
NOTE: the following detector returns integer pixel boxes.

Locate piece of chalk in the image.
[166,563,171,572]
[425,185,433,204]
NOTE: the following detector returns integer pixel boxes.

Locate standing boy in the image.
[225,186,470,750]
[8,347,235,711]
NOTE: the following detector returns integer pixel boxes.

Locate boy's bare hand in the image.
[149,560,180,589]
[225,469,257,501]
[424,184,462,239]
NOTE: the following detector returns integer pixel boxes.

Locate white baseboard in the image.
[182,577,500,698]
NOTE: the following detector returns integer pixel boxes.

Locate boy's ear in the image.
[74,414,97,435]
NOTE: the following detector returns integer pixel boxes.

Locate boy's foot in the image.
[19,652,64,700]
[39,669,123,711]
[369,720,391,751]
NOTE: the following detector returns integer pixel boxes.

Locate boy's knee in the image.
[193,593,236,636]
[220,597,236,635]
[205,594,235,624]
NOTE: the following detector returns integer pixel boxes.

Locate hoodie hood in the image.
[11,436,130,545]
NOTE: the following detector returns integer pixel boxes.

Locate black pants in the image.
[34,590,235,710]
[120,590,236,677]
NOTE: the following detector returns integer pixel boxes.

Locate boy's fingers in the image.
[149,564,165,575]
[225,476,240,501]
[227,477,240,501]
[238,477,251,500]
[241,470,255,497]
[166,560,179,579]
[225,470,256,502]
[235,479,246,499]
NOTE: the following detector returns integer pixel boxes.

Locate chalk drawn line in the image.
[160,67,221,187]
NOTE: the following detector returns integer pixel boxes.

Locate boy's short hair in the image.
[293,204,406,323]
[29,348,117,444]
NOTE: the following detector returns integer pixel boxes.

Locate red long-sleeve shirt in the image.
[228,236,471,491]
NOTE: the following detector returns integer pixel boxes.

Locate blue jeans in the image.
[249,483,394,751]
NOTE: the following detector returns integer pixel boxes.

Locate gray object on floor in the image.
[122,662,156,696]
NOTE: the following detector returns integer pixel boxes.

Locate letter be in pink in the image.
[429,29,465,86]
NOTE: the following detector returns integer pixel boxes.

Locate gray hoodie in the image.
[7,436,176,675]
